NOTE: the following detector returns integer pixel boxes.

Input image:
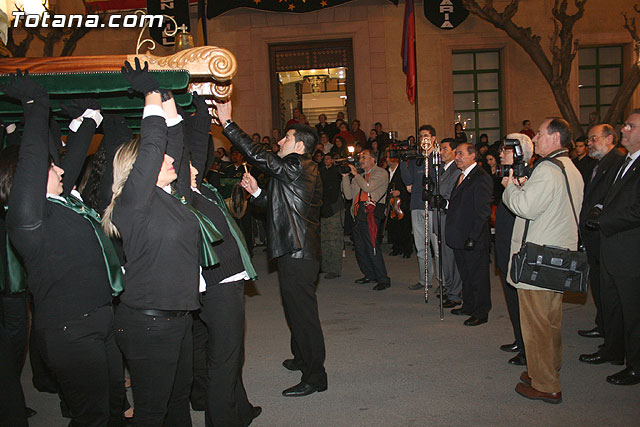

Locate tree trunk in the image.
[549,83,584,138]
[604,65,640,125]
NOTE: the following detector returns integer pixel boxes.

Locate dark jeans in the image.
[277,256,327,387]
[200,281,255,427]
[352,218,389,283]
[115,304,193,427]
[36,305,124,427]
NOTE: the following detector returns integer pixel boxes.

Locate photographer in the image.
[495,133,533,366]
[341,149,390,290]
[502,118,583,404]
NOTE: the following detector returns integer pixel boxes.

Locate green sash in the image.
[201,183,257,280]
[47,196,124,296]
[172,194,222,268]
[0,206,26,294]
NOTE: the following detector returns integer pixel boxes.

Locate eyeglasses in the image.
[586,135,602,143]
[622,122,640,130]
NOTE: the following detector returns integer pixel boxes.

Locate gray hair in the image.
[506,133,534,163]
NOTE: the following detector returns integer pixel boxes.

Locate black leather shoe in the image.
[464,315,488,326]
[355,277,374,284]
[509,353,527,366]
[390,250,400,256]
[252,406,262,420]
[402,253,411,259]
[451,308,470,316]
[500,342,521,353]
[578,352,624,365]
[25,407,37,418]
[282,381,328,397]
[372,282,390,291]
[282,359,303,371]
[606,367,640,385]
[442,299,461,308]
[408,282,423,290]
[578,327,603,338]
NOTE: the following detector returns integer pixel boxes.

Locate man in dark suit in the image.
[429,138,463,308]
[586,110,640,386]
[576,124,625,342]
[385,150,412,258]
[445,142,493,326]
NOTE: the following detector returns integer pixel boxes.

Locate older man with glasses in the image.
[342,148,391,290]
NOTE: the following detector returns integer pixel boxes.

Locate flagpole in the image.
[412,1,419,136]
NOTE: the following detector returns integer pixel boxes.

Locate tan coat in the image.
[503,153,584,291]
[342,165,388,218]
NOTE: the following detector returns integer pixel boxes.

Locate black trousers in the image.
[600,261,640,369]
[353,218,389,283]
[277,256,327,387]
[453,246,492,318]
[200,281,255,427]
[0,309,28,427]
[501,272,524,350]
[585,246,604,333]
[36,305,125,427]
[1,292,29,374]
[115,304,193,427]
[387,215,412,256]
[190,313,208,411]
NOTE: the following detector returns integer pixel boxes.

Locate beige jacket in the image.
[503,153,584,291]
[342,165,388,218]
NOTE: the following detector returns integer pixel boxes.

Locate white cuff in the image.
[251,187,262,198]
[142,104,167,120]
[166,114,183,128]
[68,108,103,133]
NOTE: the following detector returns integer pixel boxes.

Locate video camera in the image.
[495,138,527,178]
[387,139,421,161]
[335,145,364,174]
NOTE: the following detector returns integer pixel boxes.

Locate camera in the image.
[336,146,364,174]
[495,138,527,178]
[387,140,420,160]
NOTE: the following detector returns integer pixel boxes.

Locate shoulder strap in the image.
[519,156,582,248]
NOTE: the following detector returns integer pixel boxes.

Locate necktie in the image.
[590,163,599,181]
[457,173,465,187]
[47,196,124,296]
[614,156,632,182]
[0,207,26,294]
[200,183,257,280]
[172,193,223,268]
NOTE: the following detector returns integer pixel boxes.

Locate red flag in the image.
[401,0,416,104]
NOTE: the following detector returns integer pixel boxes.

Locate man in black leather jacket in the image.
[215,101,328,397]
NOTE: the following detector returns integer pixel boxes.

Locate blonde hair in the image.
[102,137,141,237]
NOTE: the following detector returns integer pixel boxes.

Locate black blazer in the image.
[579,148,625,253]
[599,155,640,276]
[445,165,493,250]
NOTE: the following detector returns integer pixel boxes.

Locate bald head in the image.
[587,123,617,160]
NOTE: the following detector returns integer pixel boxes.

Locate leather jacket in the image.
[223,123,322,261]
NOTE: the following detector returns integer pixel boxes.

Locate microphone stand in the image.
[431,145,444,320]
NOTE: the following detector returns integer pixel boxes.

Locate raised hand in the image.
[60,98,101,119]
[121,58,159,95]
[191,92,210,117]
[0,69,48,103]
